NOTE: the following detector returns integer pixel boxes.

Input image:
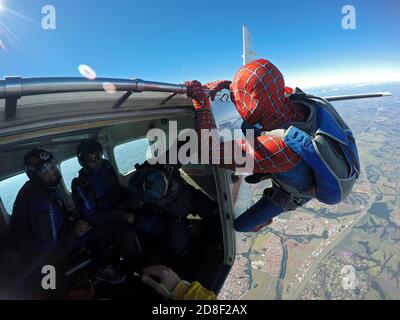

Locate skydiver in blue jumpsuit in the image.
[128,158,221,257]
[8,148,125,299]
[71,140,142,275]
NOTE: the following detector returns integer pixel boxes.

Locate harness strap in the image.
[263,182,310,211]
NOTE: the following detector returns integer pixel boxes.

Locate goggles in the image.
[37,161,60,184]
[84,152,103,163]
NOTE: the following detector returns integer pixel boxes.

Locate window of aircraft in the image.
[114,138,151,175]
[60,157,81,192]
[0,173,29,215]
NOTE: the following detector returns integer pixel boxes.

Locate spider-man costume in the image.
[185,58,315,232]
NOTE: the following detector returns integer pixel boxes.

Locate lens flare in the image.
[78,64,97,80]
[103,82,117,94]
[0,39,8,52]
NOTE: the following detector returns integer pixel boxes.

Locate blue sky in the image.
[0,0,399,87]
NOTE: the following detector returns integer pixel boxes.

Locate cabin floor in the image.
[69,217,224,300]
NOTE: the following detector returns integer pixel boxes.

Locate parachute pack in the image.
[281,88,361,205]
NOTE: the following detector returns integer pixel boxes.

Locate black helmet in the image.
[77,139,103,170]
[142,171,169,202]
[23,148,61,187]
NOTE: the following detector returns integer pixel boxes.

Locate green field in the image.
[242,268,277,300]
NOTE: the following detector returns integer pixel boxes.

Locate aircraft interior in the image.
[0,91,236,299]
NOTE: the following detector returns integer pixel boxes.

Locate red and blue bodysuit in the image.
[185,58,315,232]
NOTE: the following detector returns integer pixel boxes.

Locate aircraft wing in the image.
[324,92,392,101]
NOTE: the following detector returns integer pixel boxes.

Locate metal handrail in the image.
[0,76,190,99]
